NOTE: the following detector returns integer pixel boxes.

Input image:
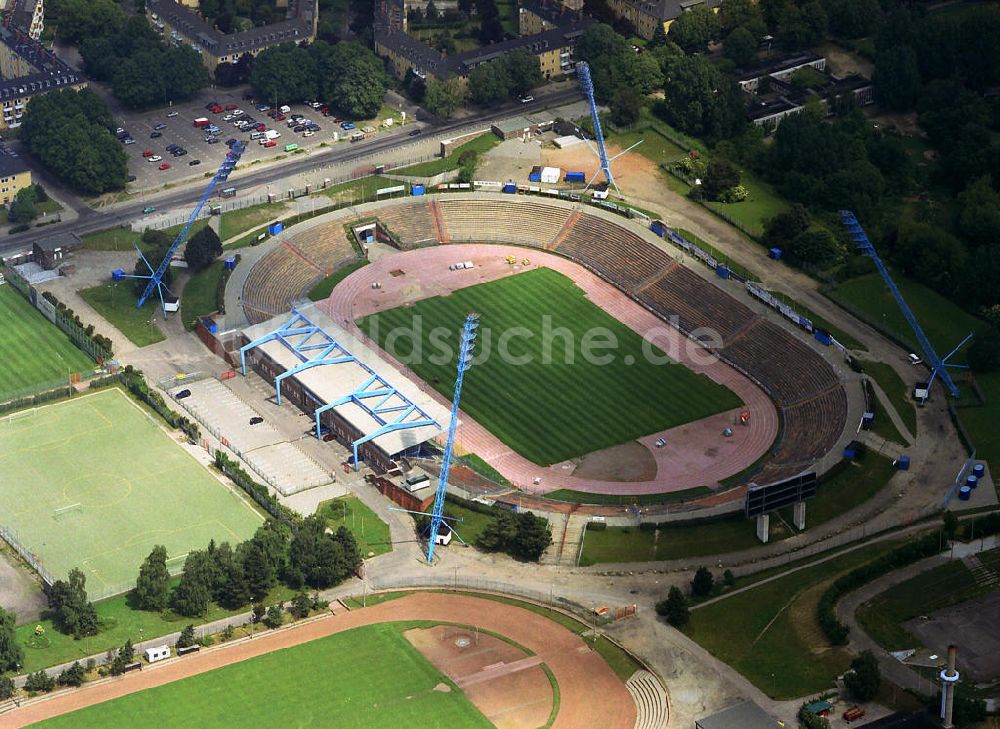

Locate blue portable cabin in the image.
[565,171,585,183]
[411,185,425,196]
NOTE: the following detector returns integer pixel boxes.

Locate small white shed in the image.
[144,645,171,663]
[540,167,561,184]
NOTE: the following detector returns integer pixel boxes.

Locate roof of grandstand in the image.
[241,305,450,457]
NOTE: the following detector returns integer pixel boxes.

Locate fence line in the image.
[0,524,54,586]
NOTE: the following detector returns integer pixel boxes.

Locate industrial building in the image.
[239,306,450,473]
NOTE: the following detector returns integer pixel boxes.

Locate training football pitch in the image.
[0,284,93,400]
[0,388,262,597]
[358,268,742,464]
[35,623,493,729]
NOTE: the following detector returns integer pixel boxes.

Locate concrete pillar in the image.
[940,644,960,728]
[793,501,807,531]
[755,514,770,543]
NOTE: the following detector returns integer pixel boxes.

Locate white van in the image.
[908,353,923,366]
[264,129,280,140]
[279,105,291,114]
[250,131,266,140]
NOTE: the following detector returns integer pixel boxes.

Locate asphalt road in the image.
[0,89,582,258]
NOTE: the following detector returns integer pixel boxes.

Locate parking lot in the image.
[114,86,419,196]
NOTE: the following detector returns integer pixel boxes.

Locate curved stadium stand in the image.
[242,196,848,485]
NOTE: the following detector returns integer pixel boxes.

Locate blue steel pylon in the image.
[426,312,480,563]
[576,61,642,198]
[117,142,246,317]
[840,210,972,400]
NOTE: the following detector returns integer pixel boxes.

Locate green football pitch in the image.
[358,268,742,465]
[0,284,93,400]
[0,388,262,598]
[35,623,493,729]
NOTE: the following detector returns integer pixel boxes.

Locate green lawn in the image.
[16,579,297,673]
[606,127,686,167]
[456,453,512,488]
[358,268,742,465]
[859,359,918,437]
[179,261,227,331]
[856,556,992,651]
[0,285,93,400]
[79,281,166,347]
[545,486,711,506]
[441,500,495,545]
[307,259,368,301]
[686,540,900,698]
[317,496,392,556]
[82,219,210,252]
[220,202,288,241]
[955,369,1000,470]
[35,623,493,729]
[703,168,787,238]
[0,388,261,598]
[865,385,907,444]
[675,228,760,282]
[393,134,501,178]
[780,453,895,526]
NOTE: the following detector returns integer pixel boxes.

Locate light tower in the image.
[940,644,960,728]
[576,61,642,198]
[426,312,480,563]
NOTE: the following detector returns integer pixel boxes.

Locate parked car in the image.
[276,113,287,121]
[142,149,154,157]
[205,101,219,110]
[150,131,162,138]
[225,103,238,111]
[166,144,179,151]
[142,206,156,214]
[255,123,267,132]
[306,123,320,131]
[226,138,237,146]
[262,140,277,148]
[174,149,188,156]
[341,122,355,130]
[154,122,167,130]
[519,95,534,103]
[158,163,171,170]
[189,159,201,166]
[408,128,422,137]
[123,137,135,144]
[209,104,223,113]
[127,175,137,182]
[166,111,179,118]
[148,155,162,162]
[256,103,269,111]
[294,125,305,133]
[303,130,315,137]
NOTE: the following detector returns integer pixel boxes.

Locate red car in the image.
[254,123,267,132]
[209,104,223,113]
[225,103,238,111]
[262,140,277,148]
[142,150,154,157]
[267,109,279,119]
[320,105,329,113]
[158,163,171,170]
[275,113,287,121]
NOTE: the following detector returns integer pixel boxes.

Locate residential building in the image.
[146,0,318,74]
[604,0,719,40]
[0,0,44,41]
[0,144,30,205]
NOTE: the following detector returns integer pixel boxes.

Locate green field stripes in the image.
[35,623,494,729]
[358,268,742,465]
[0,285,92,399]
[0,389,262,596]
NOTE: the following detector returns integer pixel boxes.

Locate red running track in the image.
[319,244,778,496]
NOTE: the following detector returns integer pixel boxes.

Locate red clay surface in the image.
[8,593,634,729]
[319,243,778,495]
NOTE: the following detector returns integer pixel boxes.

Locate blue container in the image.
[973,463,986,479]
[769,247,783,260]
[502,183,516,194]
[268,221,283,236]
[966,474,979,489]
[111,268,125,282]
[898,454,910,470]
[650,221,666,237]
[411,185,425,196]
[959,486,972,501]
[528,172,541,182]
[565,171,585,183]
[716,265,730,279]
[814,329,833,346]
[224,256,236,271]
[843,446,857,460]
[205,319,218,334]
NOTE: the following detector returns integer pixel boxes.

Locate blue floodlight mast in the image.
[426,312,480,564]
[840,210,972,400]
[576,62,642,198]
[128,142,246,316]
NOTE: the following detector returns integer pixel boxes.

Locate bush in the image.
[57,661,86,687]
[0,676,14,699]
[25,670,55,693]
[638,521,657,532]
[587,520,607,531]
[263,603,284,629]
[655,586,690,627]
[176,624,197,649]
[691,566,714,597]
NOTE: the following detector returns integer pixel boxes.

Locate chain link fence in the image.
[0,523,54,586]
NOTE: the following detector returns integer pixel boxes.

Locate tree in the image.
[46,568,99,638]
[288,514,351,589]
[476,510,551,561]
[55,0,125,44]
[610,87,643,127]
[290,592,312,619]
[171,550,217,617]
[942,511,960,540]
[424,77,468,118]
[702,159,741,200]
[765,204,811,247]
[894,222,967,295]
[787,228,843,269]
[668,5,721,53]
[239,539,277,602]
[469,62,511,106]
[184,227,223,271]
[135,545,170,612]
[176,624,197,649]
[311,41,388,119]
[263,603,285,629]
[844,650,881,701]
[504,49,543,97]
[662,57,746,141]
[825,0,880,39]
[0,677,13,700]
[250,44,317,106]
[0,607,23,673]
[691,567,714,597]
[874,45,921,112]
[968,327,1000,373]
[957,177,1000,249]
[720,0,765,36]
[9,187,38,225]
[723,26,758,67]
[655,586,690,627]
[25,670,55,693]
[109,639,136,675]
[213,541,250,610]
[57,661,86,687]
[776,1,827,51]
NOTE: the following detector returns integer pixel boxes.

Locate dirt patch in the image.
[572,441,657,482]
[0,549,46,624]
[541,143,665,204]
[905,590,1000,683]
[788,579,840,657]
[434,682,452,692]
[405,624,553,729]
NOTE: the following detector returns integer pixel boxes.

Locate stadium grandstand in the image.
[239,304,450,472]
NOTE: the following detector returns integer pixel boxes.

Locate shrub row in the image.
[119,366,200,442]
[41,291,114,358]
[214,450,301,529]
[0,384,74,415]
[817,531,944,644]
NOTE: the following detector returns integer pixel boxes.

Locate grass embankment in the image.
[308,260,369,301]
[859,359,918,438]
[79,282,166,347]
[179,260,227,330]
[317,495,392,557]
[393,134,501,178]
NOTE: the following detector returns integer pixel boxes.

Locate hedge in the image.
[117,366,200,442]
[214,450,301,529]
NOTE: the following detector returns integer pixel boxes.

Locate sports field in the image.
[0,388,261,597]
[34,623,493,729]
[358,268,741,465]
[0,285,93,400]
